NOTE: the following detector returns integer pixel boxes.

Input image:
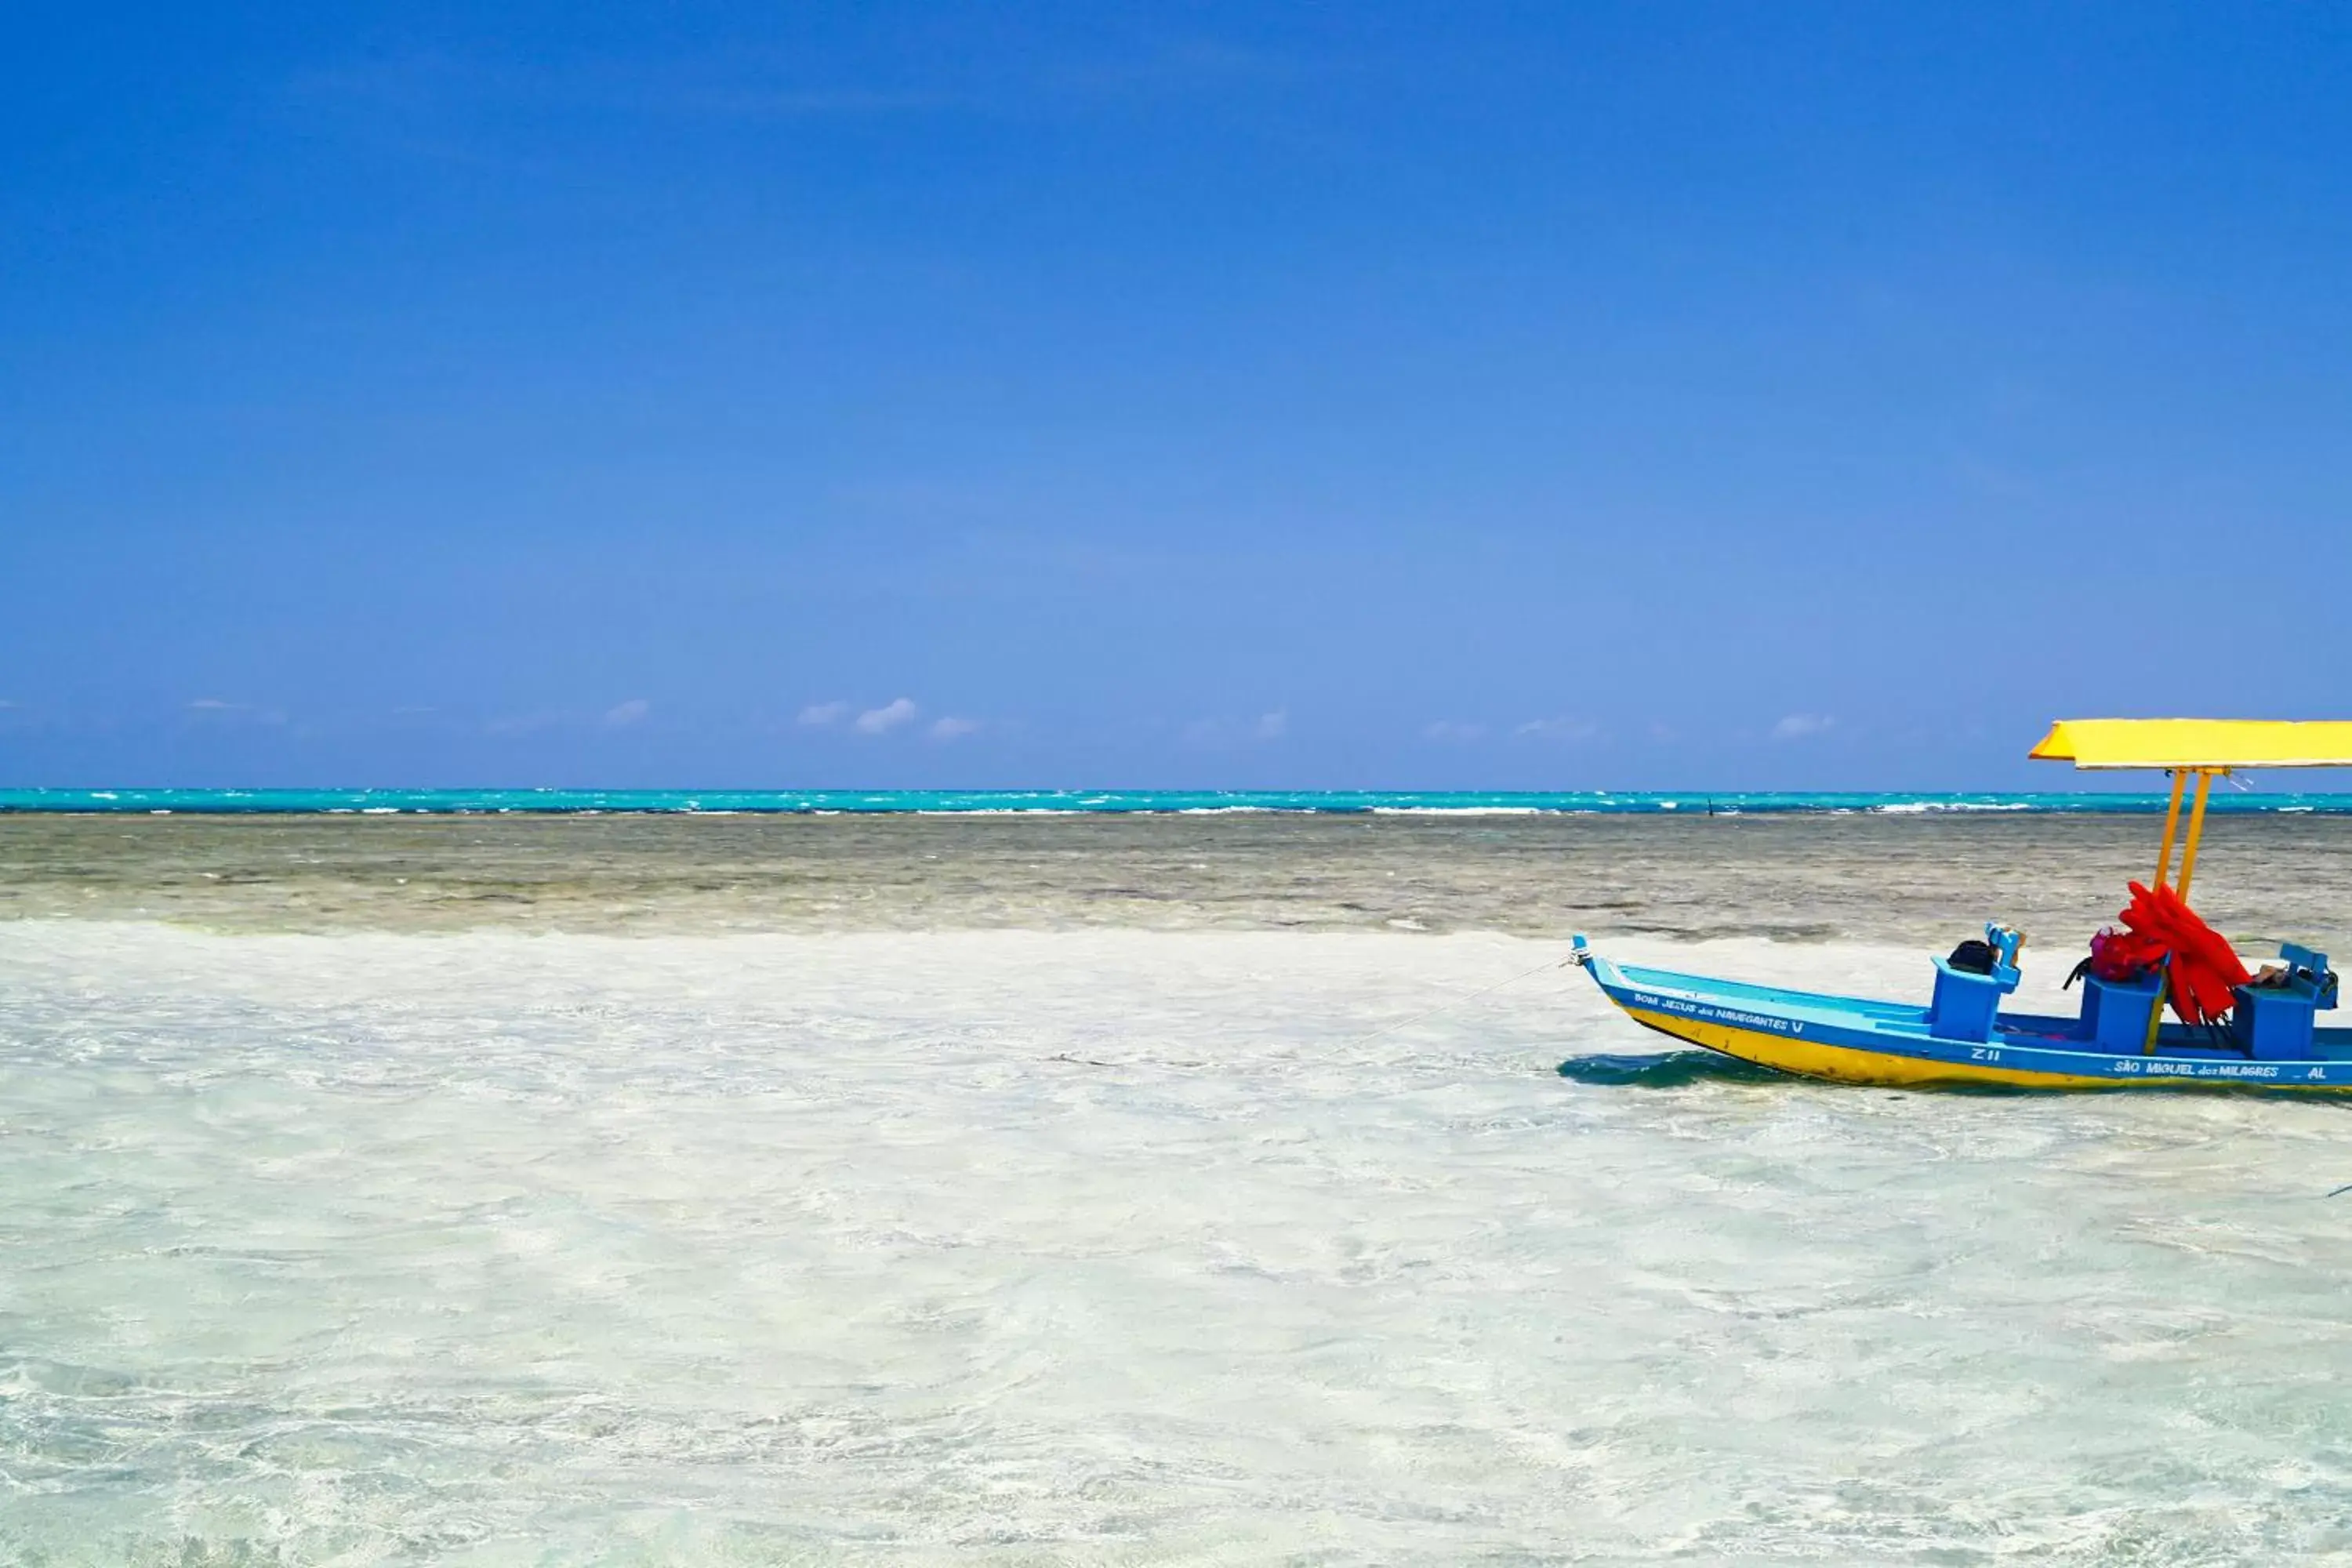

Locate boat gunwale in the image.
[1578,949,2352,1088]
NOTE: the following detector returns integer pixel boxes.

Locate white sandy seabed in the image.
[2,920,2350,1565]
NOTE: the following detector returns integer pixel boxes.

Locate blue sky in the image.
[4,3,2347,789]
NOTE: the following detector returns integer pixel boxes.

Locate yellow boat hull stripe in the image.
[1622,1007,2352,1092]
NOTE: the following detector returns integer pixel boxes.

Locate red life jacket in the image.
[2116,880,2251,1026]
[2084,924,2165,983]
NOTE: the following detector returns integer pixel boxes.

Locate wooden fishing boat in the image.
[1571,720,2352,1091]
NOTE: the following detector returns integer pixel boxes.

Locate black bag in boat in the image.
[1947,938,1998,975]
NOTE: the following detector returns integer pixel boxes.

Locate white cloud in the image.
[798,700,849,727]
[855,697,919,735]
[1771,713,1835,742]
[1423,720,1486,743]
[1515,717,1599,742]
[929,716,982,742]
[184,698,286,725]
[1255,709,1287,740]
[604,698,651,728]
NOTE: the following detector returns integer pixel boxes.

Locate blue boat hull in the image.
[1576,951,2352,1091]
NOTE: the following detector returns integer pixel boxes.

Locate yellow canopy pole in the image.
[2139,768,2223,1054]
[2151,769,2186,890]
[2175,769,2217,902]
[2140,974,2167,1054]
[2145,771,2211,1053]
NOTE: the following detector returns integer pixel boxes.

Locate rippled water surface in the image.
[9,811,2352,949]
[5,818,2352,1563]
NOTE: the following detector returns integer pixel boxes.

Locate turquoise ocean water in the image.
[5,786,2350,814]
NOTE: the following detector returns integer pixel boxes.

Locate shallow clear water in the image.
[5,821,2352,1563]
[9,811,2352,951]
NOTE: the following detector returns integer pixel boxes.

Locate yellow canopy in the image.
[2031,719,2352,771]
